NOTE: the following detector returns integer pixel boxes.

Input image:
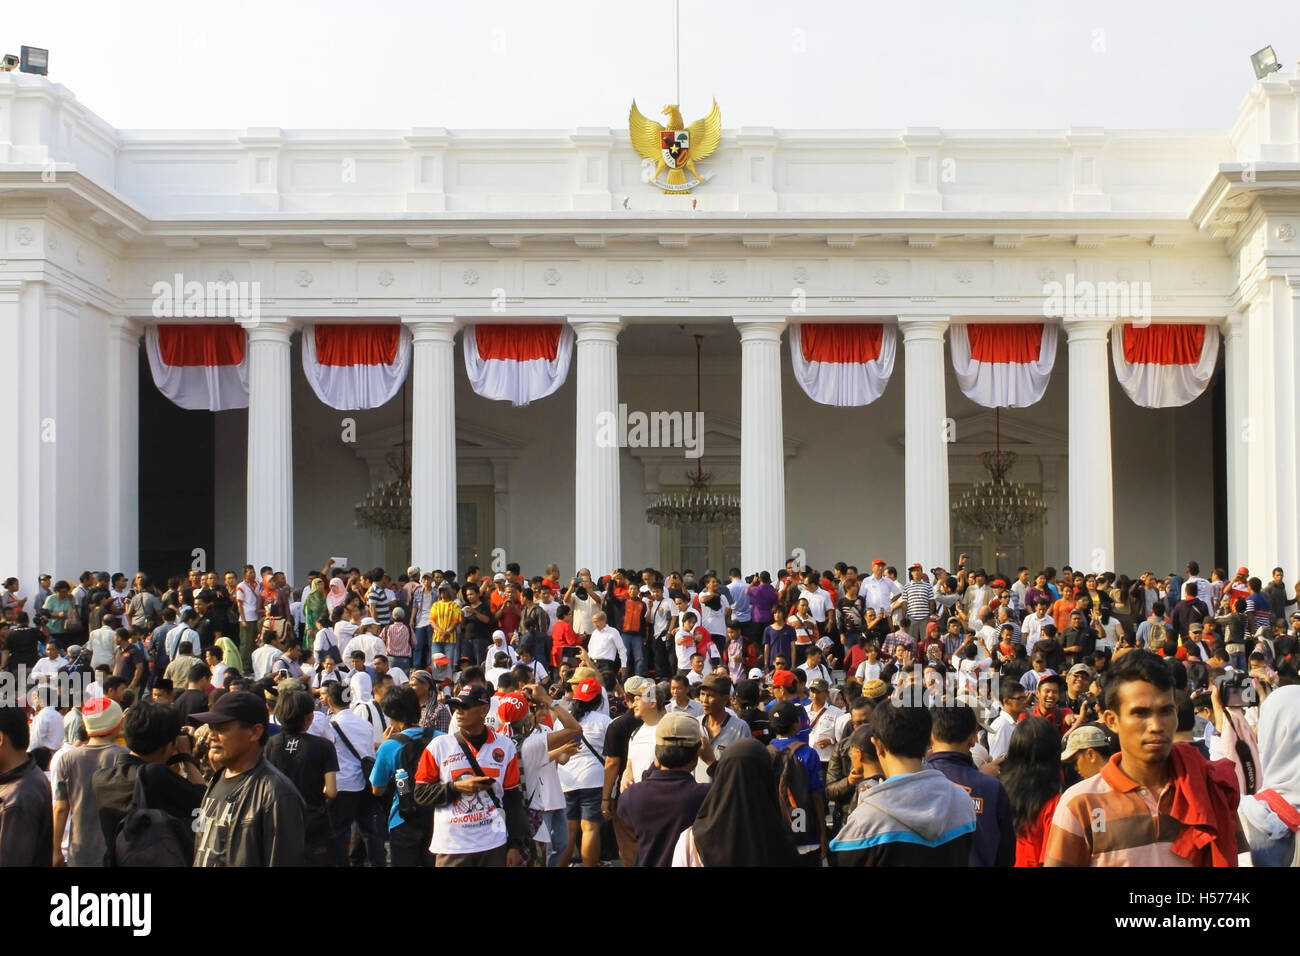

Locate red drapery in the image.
[967,323,1043,363]
[1122,324,1205,366]
[156,325,244,366]
[474,324,563,361]
[798,323,885,363]
[313,325,401,366]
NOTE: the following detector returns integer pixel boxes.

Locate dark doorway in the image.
[1212,351,1227,570]
[137,348,216,583]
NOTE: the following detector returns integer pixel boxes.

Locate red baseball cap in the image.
[573,677,603,702]
[771,669,797,689]
[872,559,886,566]
[496,693,529,725]
[1236,567,1249,578]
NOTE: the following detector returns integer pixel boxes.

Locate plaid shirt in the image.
[882,630,916,657]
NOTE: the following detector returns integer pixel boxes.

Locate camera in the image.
[1215,671,1257,709]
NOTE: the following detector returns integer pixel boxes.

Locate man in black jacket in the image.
[190,691,306,866]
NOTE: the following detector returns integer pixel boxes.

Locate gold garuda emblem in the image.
[629,99,721,194]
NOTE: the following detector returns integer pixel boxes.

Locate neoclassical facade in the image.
[2,71,1299,586]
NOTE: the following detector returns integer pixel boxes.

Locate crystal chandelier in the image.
[354,378,412,535]
[646,466,741,529]
[645,333,740,530]
[950,409,1046,536]
[354,450,411,534]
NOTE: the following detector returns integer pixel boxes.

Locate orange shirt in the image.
[1051,597,1076,634]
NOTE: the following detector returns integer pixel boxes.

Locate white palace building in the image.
[3,70,1300,588]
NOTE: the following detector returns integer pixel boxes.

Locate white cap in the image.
[747,667,764,680]
[360,616,378,627]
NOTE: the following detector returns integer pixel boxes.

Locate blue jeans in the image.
[430,641,455,662]
[412,626,432,669]
[391,656,412,673]
[622,631,646,677]
[543,808,568,867]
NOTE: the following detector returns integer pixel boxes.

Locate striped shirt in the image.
[1044,756,1195,867]
[903,580,934,623]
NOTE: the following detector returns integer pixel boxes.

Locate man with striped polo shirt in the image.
[1044,650,1245,867]
[901,564,934,644]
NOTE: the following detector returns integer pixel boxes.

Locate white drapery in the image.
[145,324,249,411]
[463,323,574,407]
[1111,323,1219,408]
[950,323,1057,408]
[301,324,411,410]
[789,323,896,407]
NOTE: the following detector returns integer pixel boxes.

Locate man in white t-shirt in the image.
[87,616,118,670]
[620,677,666,791]
[691,576,732,638]
[988,683,1028,761]
[1023,599,1051,652]
[29,643,69,686]
[806,679,843,768]
[343,619,386,666]
[587,612,627,678]
[861,560,903,616]
[798,574,833,628]
[510,683,582,868]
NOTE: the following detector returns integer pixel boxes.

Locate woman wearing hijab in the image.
[326,577,348,613]
[1001,716,1064,866]
[671,737,801,867]
[1230,683,1300,865]
[304,578,328,645]
[216,635,244,677]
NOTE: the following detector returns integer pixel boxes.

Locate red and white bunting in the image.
[950,323,1057,408]
[145,324,248,411]
[302,324,411,410]
[789,323,896,407]
[1112,323,1219,408]
[463,323,574,407]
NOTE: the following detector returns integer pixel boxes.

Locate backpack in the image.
[113,773,195,867]
[1148,619,1168,651]
[769,741,816,839]
[395,728,437,821]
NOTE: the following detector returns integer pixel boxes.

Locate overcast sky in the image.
[8,0,1300,131]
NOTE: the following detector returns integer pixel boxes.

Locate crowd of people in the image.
[0,555,1297,868]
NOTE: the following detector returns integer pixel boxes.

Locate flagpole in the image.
[674,0,680,105]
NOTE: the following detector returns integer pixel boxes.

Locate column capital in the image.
[1062,317,1112,342]
[402,316,459,343]
[897,314,949,342]
[242,316,296,342]
[733,316,786,343]
[108,315,141,344]
[1223,311,1248,340]
[0,279,25,299]
[567,315,624,343]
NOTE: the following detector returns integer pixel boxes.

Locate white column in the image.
[899,316,951,572]
[734,317,787,573]
[1065,319,1115,572]
[106,316,140,575]
[405,318,458,572]
[0,281,27,578]
[1223,313,1248,565]
[244,319,295,583]
[570,316,623,575]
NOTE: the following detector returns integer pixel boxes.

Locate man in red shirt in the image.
[1028,673,1074,737]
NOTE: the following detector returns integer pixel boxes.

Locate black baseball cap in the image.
[448,686,493,710]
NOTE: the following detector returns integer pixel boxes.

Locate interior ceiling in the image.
[619,322,741,356]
